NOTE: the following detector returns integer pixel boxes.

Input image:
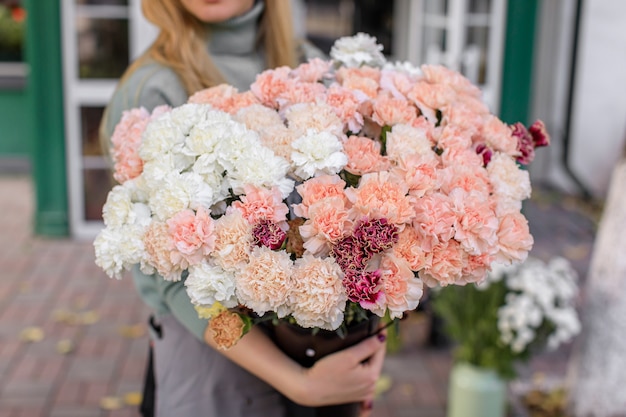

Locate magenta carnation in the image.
[343,269,384,308]
[252,219,287,250]
[353,217,399,255]
[332,236,370,271]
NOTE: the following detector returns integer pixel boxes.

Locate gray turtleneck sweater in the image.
[101,2,323,342]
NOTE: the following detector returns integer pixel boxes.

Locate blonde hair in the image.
[126,0,299,94]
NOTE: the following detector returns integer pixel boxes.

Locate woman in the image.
[99,1,387,416]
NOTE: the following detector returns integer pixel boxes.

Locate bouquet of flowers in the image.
[431,257,581,379]
[94,33,549,350]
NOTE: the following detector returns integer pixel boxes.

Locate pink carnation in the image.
[495,212,534,264]
[277,81,326,109]
[412,193,456,251]
[293,174,347,218]
[345,171,415,225]
[250,66,293,108]
[371,94,418,127]
[392,226,432,271]
[391,153,440,198]
[299,196,353,256]
[291,58,332,83]
[229,185,289,226]
[336,67,381,99]
[325,84,364,133]
[167,207,216,268]
[420,239,465,287]
[342,135,390,176]
[480,115,519,157]
[143,221,180,281]
[421,64,482,98]
[111,107,151,183]
[343,268,385,310]
[379,254,424,319]
[449,189,499,256]
[188,84,260,114]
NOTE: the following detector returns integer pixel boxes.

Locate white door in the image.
[61,0,157,240]
[393,0,507,113]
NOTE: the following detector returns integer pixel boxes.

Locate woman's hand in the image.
[292,331,388,407]
[205,325,387,408]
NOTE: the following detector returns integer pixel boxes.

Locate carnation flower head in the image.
[236,246,294,318]
[379,254,424,319]
[343,268,385,311]
[353,217,399,255]
[290,254,347,330]
[185,261,238,308]
[332,235,371,272]
[291,129,348,180]
[252,219,287,250]
[94,225,146,279]
[208,310,247,350]
[330,32,386,68]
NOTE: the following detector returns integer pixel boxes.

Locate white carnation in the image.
[149,172,191,221]
[291,129,348,180]
[185,112,235,157]
[94,225,146,279]
[139,112,186,162]
[228,147,294,198]
[487,152,531,205]
[185,261,238,308]
[330,32,386,68]
[169,103,210,135]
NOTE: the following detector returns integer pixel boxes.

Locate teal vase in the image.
[447,362,507,417]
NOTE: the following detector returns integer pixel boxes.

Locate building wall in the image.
[531,0,626,199]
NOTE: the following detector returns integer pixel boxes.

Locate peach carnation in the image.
[293,174,347,218]
[143,221,181,281]
[420,239,465,287]
[495,212,534,264]
[290,254,347,330]
[229,185,289,226]
[236,247,294,318]
[345,171,415,225]
[211,211,253,272]
[379,254,424,319]
[371,94,418,127]
[208,310,246,350]
[342,135,390,176]
[392,224,432,271]
[325,84,364,133]
[250,66,293,108]
[299,196,353,256]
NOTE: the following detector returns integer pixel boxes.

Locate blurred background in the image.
[0,0,624,416]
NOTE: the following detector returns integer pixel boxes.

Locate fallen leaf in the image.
[123,391,143,406]
[52,309,73,323]
[118,324,145,339]
[99,396,123,410]
[78,310,100,325]
[19,327,44,343]
[56,339,74,354]
[375,374,392,396]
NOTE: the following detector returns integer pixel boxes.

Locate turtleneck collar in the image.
[205,1,264,56]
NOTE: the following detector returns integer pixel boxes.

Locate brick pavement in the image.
[0,175,595,417]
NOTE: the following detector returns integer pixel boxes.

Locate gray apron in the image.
[151,315,287,417]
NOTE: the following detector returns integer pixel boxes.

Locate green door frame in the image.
[25,0,68,236]
[499,0,539,125]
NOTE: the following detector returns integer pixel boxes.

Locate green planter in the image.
[447,362,507,417]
